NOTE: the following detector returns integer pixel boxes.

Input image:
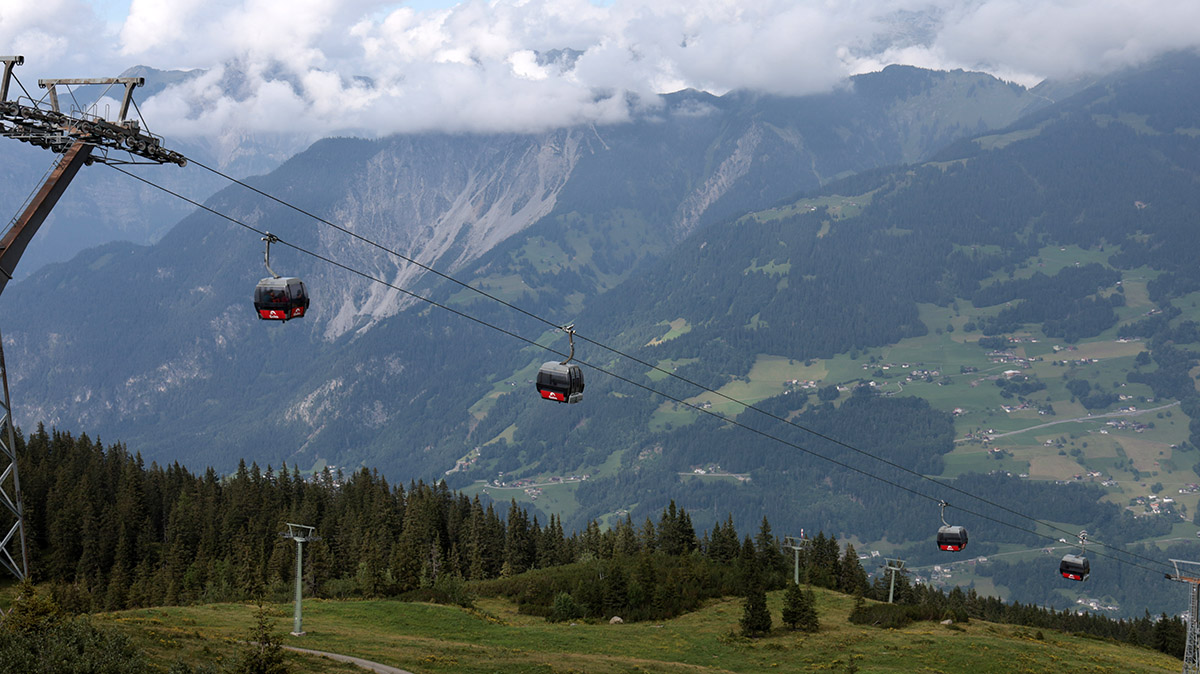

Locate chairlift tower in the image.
[0,55,186,580]
[784,532,809,586]
[282,523,320,636]
[1167,559,1200,674]
[884,557,907,604]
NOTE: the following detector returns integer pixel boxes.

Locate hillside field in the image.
[100,589,1180,673]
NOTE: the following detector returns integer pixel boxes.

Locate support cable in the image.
[111,162,1176,577]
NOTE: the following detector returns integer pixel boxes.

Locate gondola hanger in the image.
[560,324,576,365]
[263,233,281,279]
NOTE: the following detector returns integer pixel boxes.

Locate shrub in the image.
[548,592,583,623]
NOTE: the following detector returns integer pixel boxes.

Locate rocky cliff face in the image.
[315,130,590,339]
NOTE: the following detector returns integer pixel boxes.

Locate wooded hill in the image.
[11,424,1189,665]
[7,54,1200,618]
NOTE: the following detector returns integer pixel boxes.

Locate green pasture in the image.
[99,588,1180,674]
[751,193,874,223]
[646,357,699,382]
[648,355,825,429]
[647,318,693,346]
[465,449,627,522]
[973,122,1048,151]
[940,448,1030,477]
[446,273,534,306]
[744,259,791,276]
[972,244,1115,291]
[468,360,541,420]
[514,235,572,273]
[471,480,582,521]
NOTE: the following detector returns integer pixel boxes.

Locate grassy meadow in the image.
[100,589,1180,673]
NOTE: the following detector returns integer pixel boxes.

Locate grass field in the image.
[463,448,628,522]
[647,318,693,346]
[751,193,874,224]
[648,355,826,429]
[100,590,1181,674]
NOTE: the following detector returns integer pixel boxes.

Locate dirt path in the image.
[284,645,414,674]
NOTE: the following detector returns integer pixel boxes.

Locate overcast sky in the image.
[2,0,1199,141]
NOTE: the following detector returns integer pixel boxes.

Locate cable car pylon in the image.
[784,532,810,585]
[884,557,906,604]
[0,55,186,581]
[0,330,28,581]
[1167,559,1200,674]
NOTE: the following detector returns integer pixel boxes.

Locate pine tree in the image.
[230,599,288,674]
[781,582,804,630]
[739,584,772,637]
[837,543,868,596]
[781,582,819,632]
[797,586,820,632]
[755,516,784,577]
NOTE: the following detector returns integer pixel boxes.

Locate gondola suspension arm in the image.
[560,324,576,365]
[263,233,281,279]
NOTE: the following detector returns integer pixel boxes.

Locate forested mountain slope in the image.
[0,64,1040,468]
[7,54,1200,616]
[438,52,1200,616]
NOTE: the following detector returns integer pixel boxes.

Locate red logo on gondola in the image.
[259,309,287,320]
[940,544,962,551]
[292,306,305,317]
[540,390,565,402]
[1062,572,1083,581]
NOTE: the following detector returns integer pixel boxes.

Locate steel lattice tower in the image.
[0,331,28,580]
[0,55,186,581]
[1168,560,1200,674]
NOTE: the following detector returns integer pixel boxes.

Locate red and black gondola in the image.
[536,326,584,404]
[536,361,584,403]
[935,501,968,552]
[1060,553,1090,581]
[253,233,309,322]
[254,277,309,321]
[937,525,968,552]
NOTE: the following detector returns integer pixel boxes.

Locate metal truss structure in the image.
[0,332,27,580]
[1168,559,1200,674]
[0,55,186,580]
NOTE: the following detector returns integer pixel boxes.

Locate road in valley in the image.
[955,401,1180,443]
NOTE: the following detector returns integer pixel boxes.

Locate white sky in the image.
[2,0,1198,141]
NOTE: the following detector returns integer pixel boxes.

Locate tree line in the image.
[7,422,1187,662]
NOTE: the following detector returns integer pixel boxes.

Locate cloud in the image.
[3,0,1200,142]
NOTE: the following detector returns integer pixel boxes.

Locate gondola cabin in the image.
[536,361,584,404]
[1060,553,1090,581]
[254,277,309,321]
[937,525,968,552]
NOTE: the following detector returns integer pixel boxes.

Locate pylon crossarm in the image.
[0,62,187,167]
